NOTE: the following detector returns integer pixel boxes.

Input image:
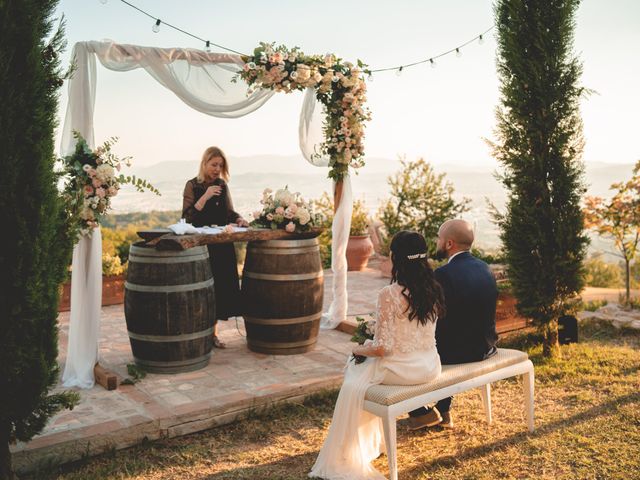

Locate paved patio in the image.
[11,265,389,474]
[11,256,630,474]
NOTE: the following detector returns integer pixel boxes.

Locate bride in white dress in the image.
[310,231,445,480]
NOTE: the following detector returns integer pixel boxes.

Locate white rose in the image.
[95,164,115,183]
[296,64,311,81]
[274,188,294,206]
[296,207,311,225]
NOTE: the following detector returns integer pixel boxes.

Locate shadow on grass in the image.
[400,390,640,478]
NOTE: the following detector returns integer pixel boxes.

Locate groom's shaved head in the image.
[439,219,474,249]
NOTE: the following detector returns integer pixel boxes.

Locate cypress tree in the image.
[491,0,589,357]
[0,1,78,477]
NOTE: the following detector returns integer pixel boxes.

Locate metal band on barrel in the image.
[247,247,318,255]
[129,245,208,258]
[251,238,319,248]
[242,271,323,281]
[127,327,214,342]
[129,252,209,264]
[125,278,214,293]
[243,313,321,326]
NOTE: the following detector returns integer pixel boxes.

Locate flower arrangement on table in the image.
[236,42,371,181]
[60,133,160,238]
[251,187,321,233]
[350,315,376,364]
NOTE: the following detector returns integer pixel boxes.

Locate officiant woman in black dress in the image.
[182,146,249,348]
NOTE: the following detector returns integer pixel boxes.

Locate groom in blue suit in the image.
[408,219,498,430]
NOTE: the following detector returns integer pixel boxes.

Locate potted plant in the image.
[346,199,374,271]
[101,253,126,306]
[58,253,127,312]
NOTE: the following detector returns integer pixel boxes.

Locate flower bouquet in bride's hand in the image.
[60,132,160,238]
[350,315,376,364]
[251,186,322,233]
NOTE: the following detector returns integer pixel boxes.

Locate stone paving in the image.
[11,267,389,474]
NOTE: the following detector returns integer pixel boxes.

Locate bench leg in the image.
[381,413,398,480]
[479,383,492,425]
[523,366,535,432]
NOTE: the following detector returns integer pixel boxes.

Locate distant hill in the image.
[113,157,635,253]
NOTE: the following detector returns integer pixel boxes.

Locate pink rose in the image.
[285,222,295,233]
[95,187,106,198]
[275,206,285,215]
[84,185,94,196]
[92,178,101,188]
[266,213,274,221]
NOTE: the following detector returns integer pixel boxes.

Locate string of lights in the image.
[98,0,492,76]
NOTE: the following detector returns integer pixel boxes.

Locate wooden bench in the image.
[363,348,535,480]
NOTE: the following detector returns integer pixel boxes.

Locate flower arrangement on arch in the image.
[60,133,160,238]
[251,187,321,233]
[236,42,371,181]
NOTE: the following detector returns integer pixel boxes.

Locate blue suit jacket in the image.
[434,251,498,364]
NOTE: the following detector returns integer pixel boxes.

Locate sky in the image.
[53,0,640,170]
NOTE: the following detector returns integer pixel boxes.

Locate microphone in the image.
[211,178,225,206]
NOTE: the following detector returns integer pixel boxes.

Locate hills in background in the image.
[113,155,636,252]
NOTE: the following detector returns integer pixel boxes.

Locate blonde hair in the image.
[197,146,230,183]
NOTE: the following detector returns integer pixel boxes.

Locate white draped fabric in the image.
[60,41,352,387]
[61,230,102,388]
[299,88,352,329]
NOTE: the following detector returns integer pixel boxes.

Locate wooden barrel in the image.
[124,243,215,373]
[241,238,324,355]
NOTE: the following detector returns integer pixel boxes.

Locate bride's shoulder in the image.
[378,283,405,302]
[379,283,401,294]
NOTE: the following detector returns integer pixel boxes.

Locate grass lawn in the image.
[26,320,640,480]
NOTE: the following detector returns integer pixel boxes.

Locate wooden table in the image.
[138,227,323,250]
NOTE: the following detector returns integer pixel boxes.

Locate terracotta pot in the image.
[346,235,374,271]
[58,274,125,312]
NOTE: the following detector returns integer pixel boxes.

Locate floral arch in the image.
[61,40,370,388]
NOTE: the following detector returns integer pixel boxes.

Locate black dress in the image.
[182,177,242,320]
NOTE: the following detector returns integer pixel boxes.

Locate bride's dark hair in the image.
[390,230,445,325]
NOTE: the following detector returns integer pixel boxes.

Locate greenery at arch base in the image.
[238,42,371,181]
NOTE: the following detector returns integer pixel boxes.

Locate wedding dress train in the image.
[310,283,441,480]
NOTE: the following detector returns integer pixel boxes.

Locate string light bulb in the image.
[396,66,403,76]
[152,19,161,33]
[205,40,211,52]
[478,34,484,45]
[455,47,462,58]
[430,58,436,68]
[367,72,374,82]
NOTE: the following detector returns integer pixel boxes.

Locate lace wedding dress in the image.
[310,283,441,480]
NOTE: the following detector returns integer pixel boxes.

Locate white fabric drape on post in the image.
[299,88,352,328]
[62,231,102,388]
[61,42,352,387]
